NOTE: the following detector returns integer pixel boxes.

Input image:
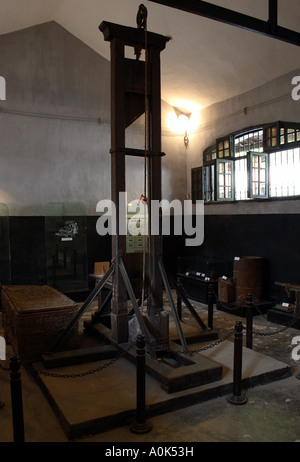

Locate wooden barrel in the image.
[233,256,262,304]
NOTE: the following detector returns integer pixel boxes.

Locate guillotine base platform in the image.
[83,321,222,394]
[31,331,291,440]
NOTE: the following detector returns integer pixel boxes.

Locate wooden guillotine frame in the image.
[99,7,170,355]
[49,7,222,392]
[95,4,211,357]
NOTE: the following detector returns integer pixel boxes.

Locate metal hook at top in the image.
[137,4,148,29]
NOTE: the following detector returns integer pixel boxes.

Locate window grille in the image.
[269,147,300,197]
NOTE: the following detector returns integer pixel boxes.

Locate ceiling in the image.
[0,0,300,112]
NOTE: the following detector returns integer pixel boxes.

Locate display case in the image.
[177,256,230,304]
[45,202,88,295]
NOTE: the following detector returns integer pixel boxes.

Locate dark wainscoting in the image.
[4,214,300,304]
[164,213,300,303]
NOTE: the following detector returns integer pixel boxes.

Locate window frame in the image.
[248,151,269,199]
[216,136,232,159]
[268,147,300,198]
[234,127,264,158]
[263,122,280,151]
[203,144,217,165]
[264,121,300,152]
[197,121,300,204]
[191,167,203,204]
[202,163,216,202]
[216,158,235,201]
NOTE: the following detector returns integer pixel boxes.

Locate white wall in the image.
[0,21,187,216]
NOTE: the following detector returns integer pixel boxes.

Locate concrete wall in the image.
[187,67,300,215]
[0,21,187,217]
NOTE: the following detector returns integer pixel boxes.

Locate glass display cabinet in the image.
[177,256,230,304]
[45,202,88,295]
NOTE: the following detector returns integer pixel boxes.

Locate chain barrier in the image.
[31,341,136,379]
[249,301,300,337]
[212,289,247,312]
[187,328,235,355]
[213,288,300,338]
[2,291,300,377]
[248,298,300,336]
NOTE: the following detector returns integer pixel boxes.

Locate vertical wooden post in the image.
[110,37,128,344]
[147,45,163,317]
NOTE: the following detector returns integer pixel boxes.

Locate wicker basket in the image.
[1,285,78,362]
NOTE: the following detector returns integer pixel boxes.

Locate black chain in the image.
[251,301,300,336]
[188,329,235,355]
[213,290,247,312]
[170,328,235,357]
[250,319,300,337]
[32,341,136,379]
[212,289,300,338]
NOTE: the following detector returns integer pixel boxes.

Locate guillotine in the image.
[48,5,222,391]
[96,4,212,356]
[99,6,169,351]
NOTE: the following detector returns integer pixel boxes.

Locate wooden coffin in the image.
[1,285,78,362]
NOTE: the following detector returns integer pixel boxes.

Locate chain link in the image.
[31,341,136,379]
[213,290,247,312]
[187,329,235,355]
[213,288,300,338]
[251,301,300,336]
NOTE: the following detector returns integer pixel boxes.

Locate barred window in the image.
[269,148,300,197]
[198,121,300,203]
[234,129,263,158]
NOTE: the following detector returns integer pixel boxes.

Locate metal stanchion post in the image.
[208,284,214,329]
[130,335,152,434]
[10,356,25,442]
[227,321,248,405]
[246,293,253,349]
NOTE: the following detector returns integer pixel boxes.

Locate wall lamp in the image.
[174,108,192,148]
